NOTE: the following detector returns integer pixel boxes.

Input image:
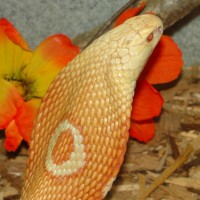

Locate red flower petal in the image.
[129,119,155,143]
[114,2,146,27]
[0,21,32,79]
[16,99,41,143]
[141,36,184,84]
[34,34,80,67]
[131,80,164,121]
[23,34,80,97]
[4,120,23,152]
[0,18,30,50]
[0,79,24,129]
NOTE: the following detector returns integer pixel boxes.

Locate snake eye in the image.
[147,32,154,42]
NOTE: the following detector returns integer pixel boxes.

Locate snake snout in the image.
[157,26,163,34]
[154,25,163,37]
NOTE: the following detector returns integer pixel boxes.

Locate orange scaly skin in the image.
[21,14,163,200]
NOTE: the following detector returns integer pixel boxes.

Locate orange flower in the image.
[115,3,184,142]
[0,18,79,151]
[115,2,146,27]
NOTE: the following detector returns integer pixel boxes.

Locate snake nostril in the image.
[158,26,163,34]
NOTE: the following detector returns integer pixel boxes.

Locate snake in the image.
[20,14,163,200]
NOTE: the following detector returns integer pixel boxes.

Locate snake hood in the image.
[21,14,163,200]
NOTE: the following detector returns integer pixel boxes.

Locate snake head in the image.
[101,14,163,93]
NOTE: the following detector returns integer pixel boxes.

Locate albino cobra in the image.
[21,14,163,200]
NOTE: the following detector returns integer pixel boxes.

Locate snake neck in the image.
[66,42,138,133]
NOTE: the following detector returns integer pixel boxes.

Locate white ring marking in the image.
[45,120,86,176]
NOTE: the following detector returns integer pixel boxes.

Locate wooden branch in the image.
[141,0,200,29]
[73,0,200,49]
[85,0,139,48]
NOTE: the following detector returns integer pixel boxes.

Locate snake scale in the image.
[20,14,163,200]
